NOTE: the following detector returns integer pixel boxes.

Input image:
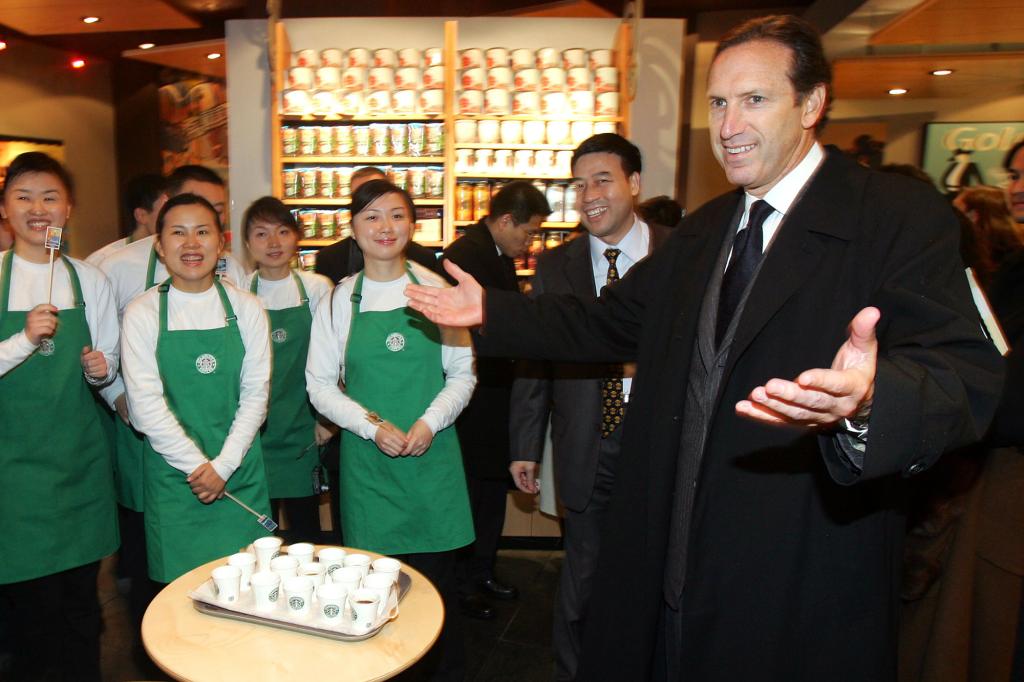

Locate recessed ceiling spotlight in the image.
[888,87,908,95]
[0,39,7,51]
[930,69,954,76]
[81,16,101,24]
[206,52,222,60]
[138,43,155,50]
[71,58,86,69]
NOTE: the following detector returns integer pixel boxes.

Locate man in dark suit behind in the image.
[441,181,551,620]
[508,134,670,680]
[405,15,1004,681]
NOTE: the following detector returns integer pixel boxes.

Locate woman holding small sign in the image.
[241,196,333,540]
[121,192,274,584]
[0,152,120,682]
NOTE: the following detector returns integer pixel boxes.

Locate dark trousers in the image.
[394,550,466,682]
[271,494,323,544]
[324,436,344,545]
[554,426,622,681]
[0,561,102,682]
[117,505,157,631]
[457,474,509,593]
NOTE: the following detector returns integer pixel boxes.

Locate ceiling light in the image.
[71,58,86,69]
[888,87,907,95]
[81,16,101,24]
[0,39,7,51]
[930,69,954,76]
[206,52,222,60]
[138,43,155,50]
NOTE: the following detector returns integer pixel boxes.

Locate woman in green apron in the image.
[242,196,333,541]
[307,179,476,679]
[0,152,119,682]
[121,193,273,584]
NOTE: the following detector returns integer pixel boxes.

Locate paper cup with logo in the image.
[542,91,568,116]
[594,66,618,93]
[536,47,559,69]
[252,536,283,571]
[485,47,509,68]
[546,120,571,145]
[566,67,591,91]
[569,91,595,116]
[458,90,484,114]
[343,553,372,579]
[500,119,523,144]
[522,119,546,145]
[454,119,477,143]
[422,65,445,89]
[589,49,613,70]
[318,547,347,580]
[281,89,312,115]
[228,552,257,590]
[362,572,396,617]
[315,67,342,91]
[211,565,241,604]
[513,68,539,92]
[596,92,619,116]
[571,120,594,144]
[540,67,566,92]
[317,583,348,622]
[398,47,421,68]
[270,554,299,581]
[250,571,281,613]
[420,89,444,114]
[484,89,511,115]
[319,48,344,67]
[477,119,500,144]
[347,48,370,68]
[513,91,539,115]
[348,587,380,633]
[461,67,485,91]
[510,48,534,71]
[293,49,317,68]
[341,67,367,91]
[460,48,484,70]
[424,47,443,66]
[487,66,512,89]
[562,48,586,69]
[373,48,397,68]
[283,576,314,618]
[287,67,314,90]
[365,90,392,115]
[394,67,421,90]
[367,67,394,90]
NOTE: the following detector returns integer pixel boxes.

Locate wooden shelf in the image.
[454,172,571,180]
[299,238,342,247]
[280,114,445,122]
[453,143,577,151]
[283,156,445,164]
[516,269,535,277]
[455,114,621,122]
[284,198,445,206]
[453,220,577,228]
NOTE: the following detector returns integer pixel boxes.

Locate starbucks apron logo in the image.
[271,328,288,344]
[385,332,406,352]
[38,338,56,356]
[195,353,218,375]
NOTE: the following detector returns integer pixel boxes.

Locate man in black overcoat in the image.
[405,15,1004,681]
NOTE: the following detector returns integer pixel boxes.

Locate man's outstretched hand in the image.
[405,259,485,327]
[736,306,880,428]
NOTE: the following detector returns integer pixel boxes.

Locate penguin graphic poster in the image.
[922,122,1024,196]
[941,148,985,197]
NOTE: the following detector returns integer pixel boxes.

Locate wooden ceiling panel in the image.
[833,52,1024,99]
[0,0,198,35]
[122,38,225,78]
[871,0,1024,46]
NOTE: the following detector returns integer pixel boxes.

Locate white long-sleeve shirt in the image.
[121,281,271,481]
[86,236,129,268]
[243,269,332,314]
[306,261,476,441]
[0,251,118,385]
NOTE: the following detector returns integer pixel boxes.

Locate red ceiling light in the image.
[71,58,86,69]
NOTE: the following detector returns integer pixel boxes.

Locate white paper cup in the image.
[420,89,444,114]
[477,119,500,144]
[510,48,534,71]
[569,90,595,115]
[250,571,281,612]
[542,91,568,116]
[594,66,618,93]
[281,89,312,115]
[365,90,392,114]
[596,91,619,115]
[320,48,344,68]
[458,90,484,114]
[424,47,443,66]
[522,119,546,145]
[487,66,513,89]
[562,47,586,69]
[227,552,257,591]
[500,119,523,144]
[484,88,511,115]
[460,48,484,70]
[346,48,369,68]
[293,49,317,68]
[211,565,241,604]
[370,557,402,584]
[454,119,477,143]
[394,67,421,89]
[287,67,314,90]
[566,67,591,91]
[373,48,397,68]
[331,565,364,592]
[422,65,445,89]
[341,67,367,91]
[513,91,539,115]
[571,120,594,145]
[315,67,341,91]
[343,553,372,579]
[589,49,613,70]
[299,562,326,587]
[540,67,566,92]
[398,47,421,68]
[362,572,396,616]
[348,588,380,632]
[536,47,559,69]
[318,547,347,580]
[270,554,299,581]
[317,583,348,622]
[286,542,315,566]
[547,120,571,145]
[283,576,314,618]
[367,67,394,90]
[461,67,485,91]
[513,68,539,92]
[392,89,417,114]
[486,47,509,68]
[252,536,283,572]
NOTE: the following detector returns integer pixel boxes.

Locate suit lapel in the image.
[564,235,597,297]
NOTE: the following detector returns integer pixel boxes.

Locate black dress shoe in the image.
[459,594,495,620]
[479,578,519,601]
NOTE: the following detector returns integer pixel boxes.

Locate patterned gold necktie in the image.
[601,248,624,438]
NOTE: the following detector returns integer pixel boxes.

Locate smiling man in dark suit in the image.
[405,14,1003,681]
[507,133,670,681]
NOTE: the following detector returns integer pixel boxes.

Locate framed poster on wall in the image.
[921,122,1024,198]
[0,135,65,188]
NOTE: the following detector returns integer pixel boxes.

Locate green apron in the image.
[143,279,272,582]
[339,266,474,555]
[250,271,319,498]
[111,247,161,511]
[0,251,119,584]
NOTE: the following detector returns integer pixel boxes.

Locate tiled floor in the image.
[97,549,562,682]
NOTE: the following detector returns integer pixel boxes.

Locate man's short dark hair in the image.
[1004,141,1024,170]
[123,173,167,235]
[166,164,224,196]
[488,181,551,226]
[352,166,387,186]
[3,152,74,202]
[571,133,643,177]
[638,195,684,227]
[242,196,299,241]
[715,14,833,131]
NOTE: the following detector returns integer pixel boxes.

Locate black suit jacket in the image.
[508,222,670,511]
[314,237,443,283]
[474,147,1004,680]
[440,221,520,478]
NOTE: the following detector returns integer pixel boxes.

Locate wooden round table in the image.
[141,547,444,681]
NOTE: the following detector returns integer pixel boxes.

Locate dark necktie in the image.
[601,249,625,438]
[715,200,774,346]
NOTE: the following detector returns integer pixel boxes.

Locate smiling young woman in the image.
[120,193,274,584]
[0,152,120,682]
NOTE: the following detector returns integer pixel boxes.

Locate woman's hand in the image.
[401,419,434,456]
[314,421,337,446]
[187,462,226,504]
[81,346,108,380]
[374,421,408,458]
[25,304,57,345]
